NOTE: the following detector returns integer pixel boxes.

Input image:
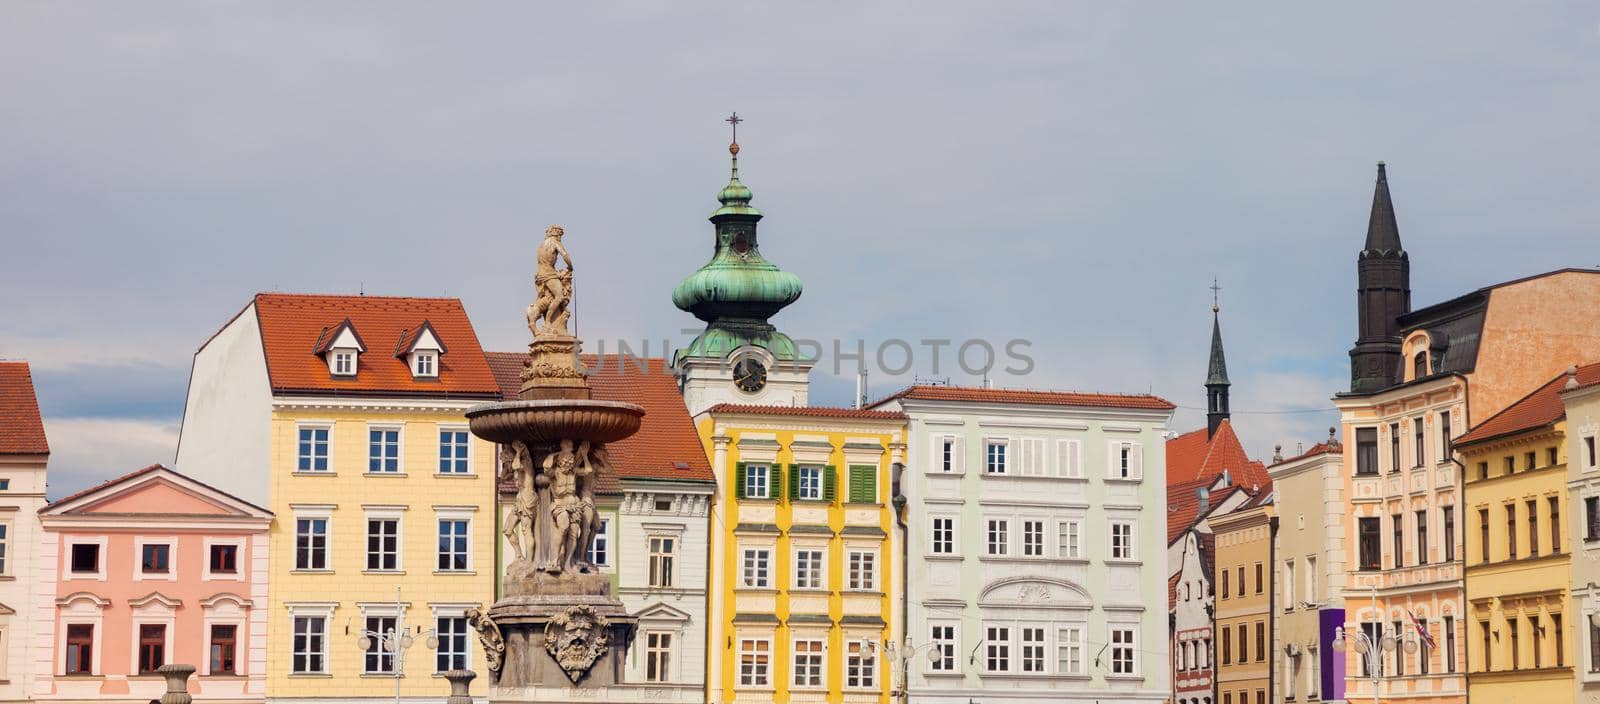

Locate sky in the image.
[2,3,1598,498]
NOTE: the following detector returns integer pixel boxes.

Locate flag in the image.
[1408,609,1437,650]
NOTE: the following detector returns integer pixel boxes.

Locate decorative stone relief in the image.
[544,605,611,683]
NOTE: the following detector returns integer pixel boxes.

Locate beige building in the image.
[1564,368,1600,702]
[1213,495,1274,704]
[1268,435,1345,704]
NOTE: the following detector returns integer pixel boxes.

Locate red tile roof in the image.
[1165,420,1269,489]
[43,463,273,515]
[1165,475,1259,544]
[870,384,1174,411]
[707,404,908,421]
[1456,362,1600,446]
[1271,440,1343,467]
[251,293,500,398]
[0,361,48,455]
[485,353,713,483]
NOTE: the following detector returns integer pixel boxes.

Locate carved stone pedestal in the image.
[521,336,588,399]
[486,595,637,701]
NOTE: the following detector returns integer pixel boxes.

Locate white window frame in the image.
[647,535,676,588]
[363,508,405,573]
[330,349,356,376]
[436,425,473,475]
[1018,437,1047,476]
[428,603,476,674]
[845,638,877,689]
[1585,435,1598,471]
[847,550,877,591]
[1109,624,1139,676]
[738,638,771,687]
[1284,558,1296,610]
[202,537,246,582]
[588,518,611,568]
[1058,624,1085,674]
[984,625,1012,673]
[985,439,1010,475]
[200,593,250,676]
[64,536,108,581]
[1022,519,1046,557]
[1020,626,1047,673]
[133,537,178,582]
[435,508,474,573]
[1108,441,1144,480]
[935,435,963,474]
[295,423,332,473]
[57,593,107,676]
[930,516,956,555]
[796,465,823,500]
[0,520,9,576]
[292,507,333,572]
[986,518,1010,556]
[1057,519,1083,559]
[742,548,771,588]
[1110,521,1137,561]
[744,464,771,499]
[412,351,438,378]
[793,548,824,590]
[644,630,674,683]
[792,637,825,689]
[286,602,335,675]
[1056,438,1084,478]
[929,623,959,673]
[366,424,404,474]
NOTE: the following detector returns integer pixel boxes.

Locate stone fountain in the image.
[464,225,644,701]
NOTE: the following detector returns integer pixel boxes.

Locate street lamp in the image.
[1332,622,1414,704]
[354,587,440,704]
[886,639,948,703]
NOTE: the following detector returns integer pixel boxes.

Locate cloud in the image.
[43,417,180,501]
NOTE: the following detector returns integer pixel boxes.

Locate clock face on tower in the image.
[732,356,768,393]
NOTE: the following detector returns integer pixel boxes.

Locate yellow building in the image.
[1211,495,1274,704]
[698,405,905,704]
[1457,365,1590,704]
[177,293,502,702]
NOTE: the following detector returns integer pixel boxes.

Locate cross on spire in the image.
[726,112,743,145]
[1210,277,1222,313]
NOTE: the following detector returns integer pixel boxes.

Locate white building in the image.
[870,385,1175,704]
[0,361,49,702]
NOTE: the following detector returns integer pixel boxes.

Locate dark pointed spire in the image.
[1206,281,1231,439]
[1363,162,1403,254]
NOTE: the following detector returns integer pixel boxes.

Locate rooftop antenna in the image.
[855,366,869,409]
[359,281,365,296]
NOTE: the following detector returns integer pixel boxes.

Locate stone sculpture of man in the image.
[544,439,586,574]
[527,225,575,338]
[499,441,537,562]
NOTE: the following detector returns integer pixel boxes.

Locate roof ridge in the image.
[256,291,464,303]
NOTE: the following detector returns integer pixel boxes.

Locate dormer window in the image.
[1413,351,1429,380]
[413,351,436,377]
[314,318,366,379]
[395,320,447,381]
[332,350,356,376]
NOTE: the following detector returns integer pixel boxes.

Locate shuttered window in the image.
[848,465,877,504]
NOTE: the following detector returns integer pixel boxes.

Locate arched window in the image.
[1414,351,1429,379]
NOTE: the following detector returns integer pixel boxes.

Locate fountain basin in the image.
[466,399,645,446]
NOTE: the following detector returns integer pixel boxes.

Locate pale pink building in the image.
[32,465,271,703]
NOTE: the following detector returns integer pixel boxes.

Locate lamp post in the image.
[886,638,947,704]
[354,587,439,704]
[1332,622,1414,704]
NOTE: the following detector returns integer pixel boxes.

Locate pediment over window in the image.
[129,591,183,612]
[395,320,447,379]
[979,577,1091,609]
[56,592,111,609]
[314,318,367,377]
[201,592,254,611]
[0,601,14,615]
[633,602,693,622]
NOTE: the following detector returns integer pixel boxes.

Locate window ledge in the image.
[736,586,779,594]
[292,471,337,477]
[924,554,963,562]
[433,570,477,576]
[290,569,334,575]
[1106,559,1143,566]
[287,673,333,678]
[364,472,409,478]
[1103,477,1144,484]
[364,570,407,576]
[925,471,966,477]
[844,590,884,597]
[434,473,479,479]
[360,673,405,679]
[1103,674,1145,681]
[0,575,14,582]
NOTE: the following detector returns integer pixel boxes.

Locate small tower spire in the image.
[1349,161,1413,393]
[1206,278,1231,439]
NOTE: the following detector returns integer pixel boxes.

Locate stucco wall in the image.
[1472,270,1600,424]
[175,303,272,504]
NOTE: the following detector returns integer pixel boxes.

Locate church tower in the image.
[673,116,812,416]
[1348,162,1412,393]
[1206,291,1231,439]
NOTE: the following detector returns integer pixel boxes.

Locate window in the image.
[792,549,823,589]
[1392,620,1405,675]
[1554,613,1565,667]
[1528,499,1539,557]
[742,549,770,588]
[1308,645,1320,698]
[645,632,673,683]
[297,427,330,472]
[1391,513,1403,567]
[437,519,469,571]
[1221,568,1231,599]
[1305,556,1317,602]
[986,441,1008,474]
[1057,626,1083,674]
[333,351,355,376]
[1479,461,1489,480]
[1551,497,1562,555]
[742,464,770,499]
[65,624,94,674]
[1238,623,1248,662]
[1237,566,1245,597]
[1481,620,1492,672]
[1507,504,1518,559]
[940,438,956,472]
[985,626,1011,672]
[436,617,468,672]
[648,537,675,588]
[931,625,957,672]
[1549,447,1560,466]
[1255,562,1263,593]
[368,428,400,473]
[1440,411,1452,458]
[364,616,398,673]
[1284,559,1296,609]
[1588,497,1600,540]
[296,518,328,570]
[792,639,823,687]
[1413,350,1428,378]
[1588,436,1598,468]
[986,519,1009,555]
[1343,428,1375,476]
[1480,508,1491,563]
[210,544,238,574]
[413,351,436,377]
[70,543,100,575]
[1506,456,1516,476]
[438,430,470,474]
[210,624,237,675]
[738,639,769,686]
[1256,622,1266,662]
[848,551,876,591]
[1057,520,1081,559]
[366,519,399,571]
[847,465,877,503]
[1115,443,1139,479]
[846,640,876,688]
[292,616,327,674]
[795,465,823,500]
[1111,522,1135,560]
[138,624,166,674]
[588,519,609,565]
[1110,626,1137,675]
[1022,520,1044,556]
[1413,417,1426,467]
[141,543,171,575]
[1591,618,1600,673]
[1021,627,1046,673]
[1530,615,1543,668]
[931,517,955,555]
[1389,423,1401,473]
[1444,615,1456,673]
[1222,626,1232,664]
[1509,619,1519,670]
[1416,510,1428,565]
[1443,507,1455,562]
[1526,451,1537,471]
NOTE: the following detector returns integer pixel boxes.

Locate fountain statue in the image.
[465,225,644,699]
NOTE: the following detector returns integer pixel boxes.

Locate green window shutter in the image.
[786,464,800,502]
[849,465,877,504]
[823,466,838,503]
[735,462,747,500]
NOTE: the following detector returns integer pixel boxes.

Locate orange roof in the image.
[1165,420,1269,489]
[1456,362,1600,446]
[251,293,499,398]
[1271,440,1343,467]
[485,353,713,483]
[707,404,908,421]
[870,384,1174,411]
[0,361,48,455]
